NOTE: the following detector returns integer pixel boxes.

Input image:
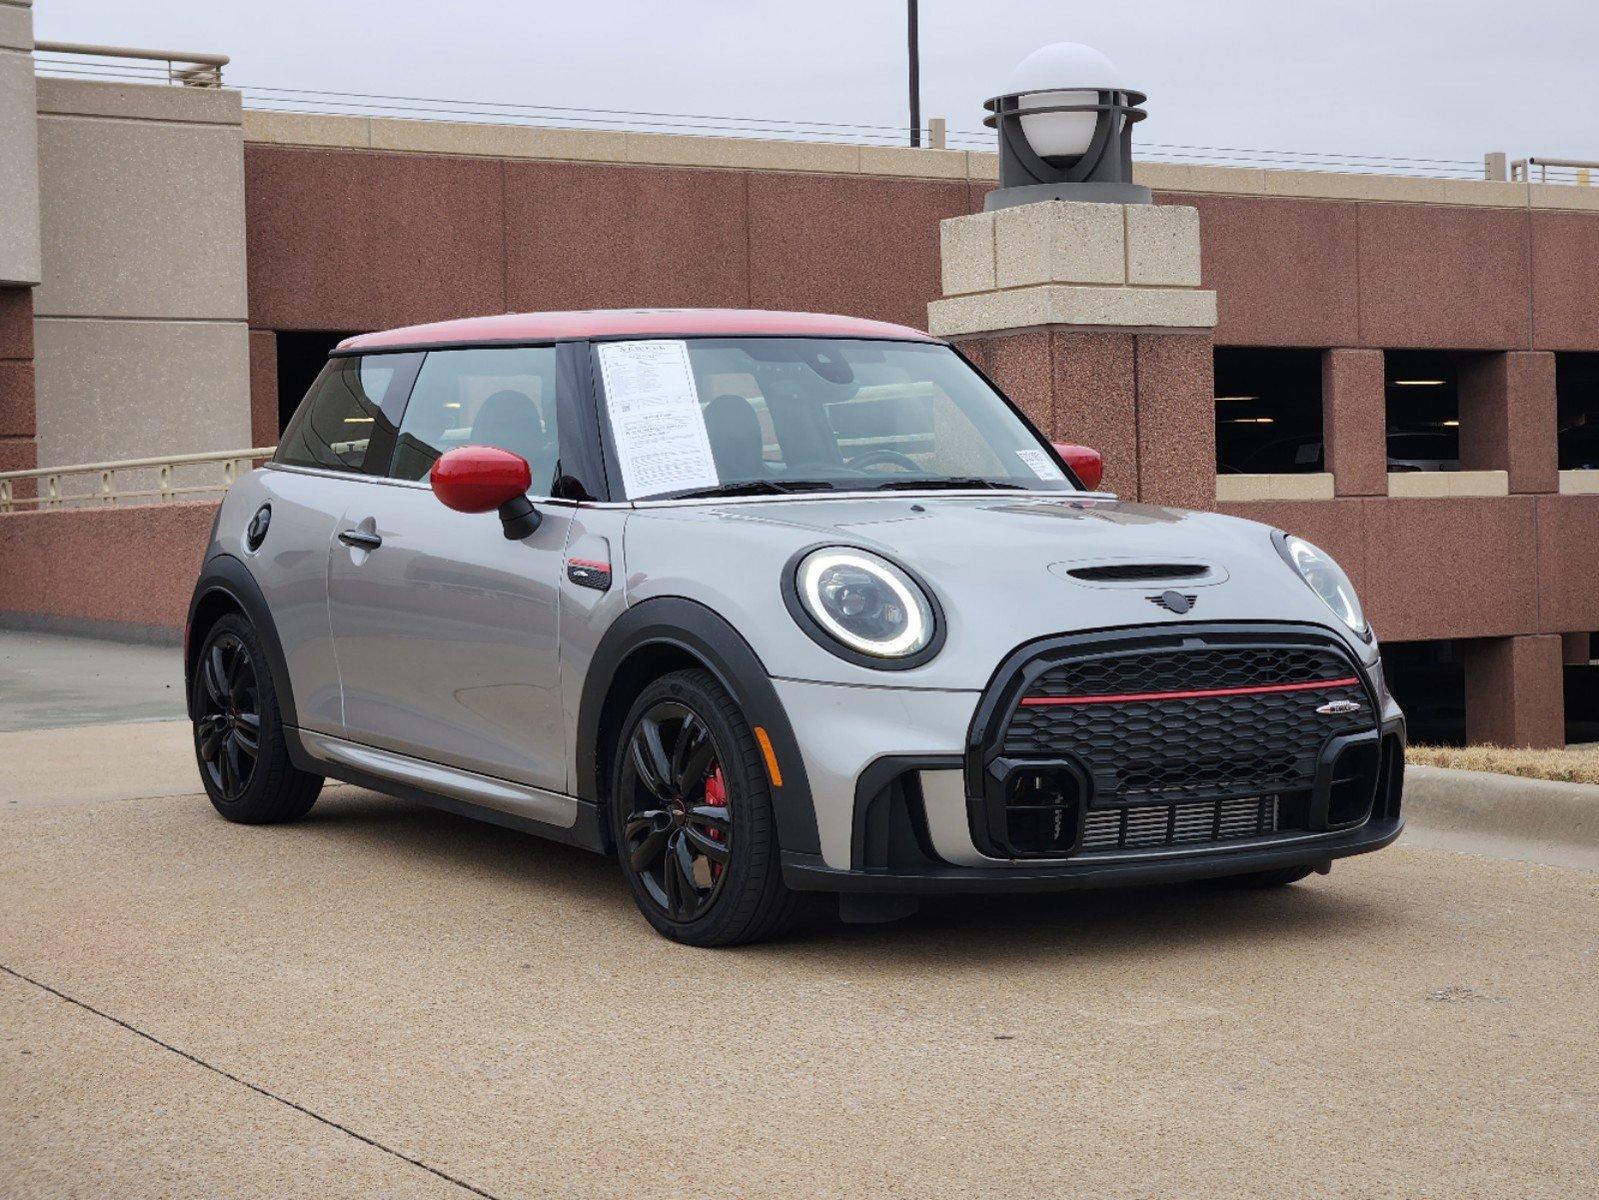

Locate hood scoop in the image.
[1065,562,1210,583]
[1050,559,1229,589]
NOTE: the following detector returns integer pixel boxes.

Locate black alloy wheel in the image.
[190,612,321,824]
[195,631,261,801]
[619,699,733,922]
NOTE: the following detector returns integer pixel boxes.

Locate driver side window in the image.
[389,346,562,491]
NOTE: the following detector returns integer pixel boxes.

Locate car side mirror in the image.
[429,446,542,539]
[1052,442,1104,491]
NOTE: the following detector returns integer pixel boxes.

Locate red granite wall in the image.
[1219,493,1599,645]
[0,502,217,635]
[10,147,1594,747]
[0,287,35,490]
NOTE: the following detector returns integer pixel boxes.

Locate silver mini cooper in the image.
[186,309,1404,945]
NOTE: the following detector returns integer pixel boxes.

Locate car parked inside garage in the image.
[186,309,1404,944]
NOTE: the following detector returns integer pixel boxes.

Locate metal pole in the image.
[907,0,921,147]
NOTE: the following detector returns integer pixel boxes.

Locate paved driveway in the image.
[3,775,1596,1199]
[1,630,1595,1197]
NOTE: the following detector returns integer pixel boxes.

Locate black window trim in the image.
[324,331,1083,503]
[272,350,424,478]
[309,339,611,503]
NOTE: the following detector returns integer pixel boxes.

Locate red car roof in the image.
[339,309,941,351]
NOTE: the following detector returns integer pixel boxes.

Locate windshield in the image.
[594,337,1079,500]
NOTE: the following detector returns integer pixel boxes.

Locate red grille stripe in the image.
[1019,675,1362,707]
[567,557,611,572]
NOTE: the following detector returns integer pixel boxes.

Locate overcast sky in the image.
[34,1,1599,172]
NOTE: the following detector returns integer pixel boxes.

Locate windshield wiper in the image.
[871,477,1026,491]
[666,479,838,500]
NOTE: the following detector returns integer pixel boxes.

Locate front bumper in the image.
[781,813,1403,892]
[773,621,1405,892]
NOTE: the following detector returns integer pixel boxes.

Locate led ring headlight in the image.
[1274,532,1370,641]
[785,547,943,668]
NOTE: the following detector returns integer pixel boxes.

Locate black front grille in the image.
[1024,644,1355,702]
[1004,643,1371,807]
[968,627,1381,857]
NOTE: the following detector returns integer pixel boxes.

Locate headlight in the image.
[788,547,939,664]
[1274,533,1370,640]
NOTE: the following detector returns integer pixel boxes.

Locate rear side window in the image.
[389,347,561,491]
[275,353,420,474]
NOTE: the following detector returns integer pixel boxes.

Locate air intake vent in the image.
[1067,563,1209,583]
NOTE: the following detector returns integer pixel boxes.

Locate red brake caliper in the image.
[703,764,728,881]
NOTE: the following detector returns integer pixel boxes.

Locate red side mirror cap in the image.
[429,446,533,514]
[1053,443,1104,491]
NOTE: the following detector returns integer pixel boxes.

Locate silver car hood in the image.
[622,493,1370,690]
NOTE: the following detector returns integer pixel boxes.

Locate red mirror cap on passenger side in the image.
[429,446,533,514]
[1053,443,1104,491]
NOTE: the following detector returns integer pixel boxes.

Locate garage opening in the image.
[1380,640,1465,746]
[276,331,361,435]
[1213,348,1324,475]
[1556,353,1599,470]
[1384,351,1459,471]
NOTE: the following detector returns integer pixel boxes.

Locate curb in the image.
[1402,764,1599,872]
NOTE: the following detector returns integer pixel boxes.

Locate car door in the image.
[326,344,575,793]
[259,351,423,733]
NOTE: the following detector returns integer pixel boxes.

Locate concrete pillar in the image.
[1462,634,1566,748]
[1458,351,1558,493]
[33,77,251,470]
[0,0,40,288]
[929,199,1216,504]
[1562,632,1591,666]
[1322,349,1387,496]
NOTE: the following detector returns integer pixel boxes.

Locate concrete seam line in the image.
[0,963,505,1200]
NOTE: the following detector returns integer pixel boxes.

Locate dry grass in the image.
[1408,743,1599,786]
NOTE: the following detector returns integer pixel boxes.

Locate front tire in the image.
[191,613,322,824]
[609,669,799,946]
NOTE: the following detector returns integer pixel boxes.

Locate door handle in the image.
[338,529,383,550]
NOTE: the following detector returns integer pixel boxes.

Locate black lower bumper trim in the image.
[782,818,1402,893]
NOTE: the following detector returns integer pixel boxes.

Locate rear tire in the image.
[191,613,322,824]
[609,669,799,946]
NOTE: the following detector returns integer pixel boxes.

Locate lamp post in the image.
[907,0,921,147]
[982,42,1152,210]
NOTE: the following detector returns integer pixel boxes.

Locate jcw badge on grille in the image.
[1316,699,1362,715]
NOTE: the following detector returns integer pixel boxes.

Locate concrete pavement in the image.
[4,780,1597,1199]
[0,628,184,732]
[1,630,1596,1197]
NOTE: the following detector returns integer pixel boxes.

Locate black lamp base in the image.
[983,181,1153,211]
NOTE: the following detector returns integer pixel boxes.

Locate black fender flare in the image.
[576,596,821,856]
[184,553,299,729]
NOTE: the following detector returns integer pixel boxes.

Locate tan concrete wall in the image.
[0,1,39,286]
[33,318,250,464]
[33,77,249,466]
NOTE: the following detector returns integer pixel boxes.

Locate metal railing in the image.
[1511,157,1597,186]
[33,40,229,88]
[0,448,275,513]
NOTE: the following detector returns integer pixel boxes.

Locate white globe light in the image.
[1006,42,1127,160]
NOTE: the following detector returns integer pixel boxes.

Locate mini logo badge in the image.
[1147,590,1196,614]
[1316,699,1361,716]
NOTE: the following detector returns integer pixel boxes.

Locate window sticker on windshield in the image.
[1015,447,1066,481]
[597,340,719,497]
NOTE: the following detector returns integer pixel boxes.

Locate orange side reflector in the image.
[752,725,784,788]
